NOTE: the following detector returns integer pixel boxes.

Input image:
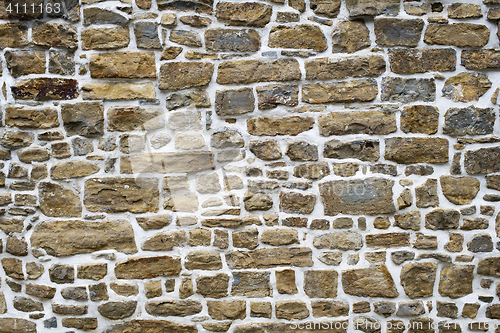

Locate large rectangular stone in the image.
[31,220,137,257]
[366,232,411,248]
[424,23,489,48]
[462,49,500,70]
[81,26,130,50]
[248,116,314,136]
[120,152,214,174]
[385,137,449,164]
[465,147,500,175]
[89,51,156,79]
[389,48,456,74]
[217,59,301,85]
[305,55,385,80]
[319,178,395,216]
[159,62,214,91]
[11,78,78,100]
[84,177,159,213]
[302,79,377,104]
[115,256,181,279]
[319,111,396,136]
[5,106,59,129]
[81,82,155,100]
[202,216,261,228]
[226,247,313,269]
[381,77,435,103]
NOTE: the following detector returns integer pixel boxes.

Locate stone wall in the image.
[1,0,500,332]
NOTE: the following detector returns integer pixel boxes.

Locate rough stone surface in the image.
[342,265,399,298]
[424,23,490,47]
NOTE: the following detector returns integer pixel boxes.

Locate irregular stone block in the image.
[89,51,155,79]
[389,48,456,74]
[424,23,489,47]
[11,78,78,100]
[248,116,314,136]
[159,62,214,91]
[205,28,260,52]
[115,256,181,279]
[319,177,395,215]
[303,79,378,103]
[217,59,301,85]
[319,111,395,136]
[342,265,399,298]
[305,55,385,80]
[385,137,448,164]
[464,147,500,174]
[226,247,313,269]
[216,2,271,27]
[81,27,130,50]
[381,77,435,103]
[81,82,155,100]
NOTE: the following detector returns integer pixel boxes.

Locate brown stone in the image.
[319,111,395,136]
[232,271,271,297]
[275,300,309,320]
[465,146,500,174]
[115,256,181,279]
[438,265,474,298]
[208,300,246,320]
[381,77,435,103]
[304,270,338,298]
[319,178,395,215]
[332,20,370,53]
[81,27,130,50]
[50,161,99,180]
[31,220,136,257]
[400,262,437,298]
[448,3,482,18]
[77,263,107,281]
[89,52,155,79]
[32,22,77,49]
[25,284,56,299]
[98,301,137,320]
[142,231,185,251]
[185,250,222,270]
[4,50,45,78]
[62,318,98,331]
[216,2,272,27]
[11,78,78,100]
[312,301,349,318]
[424,23,490,47]
[215,88,254,116]
[226,247,313,269]
[389,48,456,74]
[196,273,229,298]
[84,177,158,213]
[202,216,261,228]
[5,106,59,129]
[442,73,491,103]
[305,55,385,80]
[375,18,424,47]
[342,265,399,298]
[276,269,298,294]
[261,229,299,246]
[401,105,439,134]
[477,257,500,277]
[38,182,81,217]
[159,62,213,91]
[345,0,400,17]
[440,176,480,205]
[0,23,28,48]
[310,0,340,17]
[103,320,197,333]
[302,79,378,104]
[217,59,301,85]
[269,25,327,51]
[366,233,410,248]
[52,303,88,315]
[0,318,36,333]
[313,231,363,250]
[385,137,448,164]
[83,7,129,25]
[248,116,314,136]
[462,49,500,70]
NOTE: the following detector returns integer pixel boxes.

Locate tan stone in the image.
[261,229,299,246]
[81,82,155,100]
[389,48,456,74]
[302,79,378,104]
[332,20,370,53]
[306,55,385,80]
[216,2,271,27]
[424,23,489,47]
[217,59,301,85]
[440,176,480,205]
[0,23,28,48]
[4,50,45,78]
[400,262,437,298]
[304,270,338,298]
[462,49,500,70]
[401,105,439,134]
[81,27,130,50]
[226,247,313,269]
[185,250,222,270]
[442,72,491,102]
[89,52,155,79]
[159,62,214,91]
[232,271,271,297]
[342,265,398,298]
[0,318,36,333]
[31,220,137,257]
[345,0,400,16]
[438,265,474,298]
[202,216,261,228]
[5,106,59,129]
[248,116,315,137]
[115,256,181,279]
[84,177,159,213]
[196,273,229,298]
[276,269,298,294]
[312,301,349,318]
[313,231,363,250]
[145,299,202,317]
[102,320,197,333]
[208,300,246,320]
[366,233,410,248]
[50,161,99,180]
[276,300,309,320]
[319,111,395,136]
[77,263,107,281]
[32,22,77,49]
[385,137,448,164]
[38,182,81,217]
[477,257,500,277]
